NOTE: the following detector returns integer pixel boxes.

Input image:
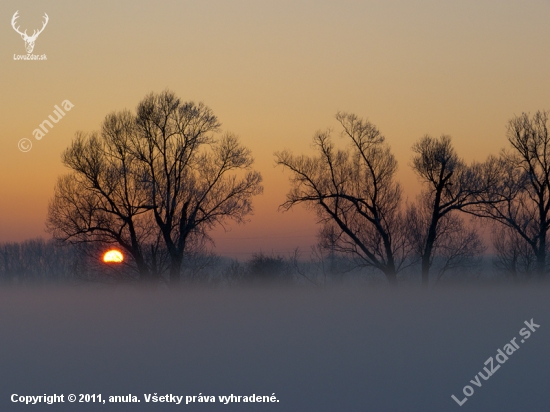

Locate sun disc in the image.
[103,249,124,263]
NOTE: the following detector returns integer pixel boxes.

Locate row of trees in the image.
[45,89,550,285]
[276,111,550,285]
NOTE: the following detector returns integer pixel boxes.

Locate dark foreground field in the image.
[0,283,548,411]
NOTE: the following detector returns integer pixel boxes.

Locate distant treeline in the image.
[0,238,514,286]
[0,239,118,282]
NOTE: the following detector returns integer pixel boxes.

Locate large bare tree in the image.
[131,91,263,282]
[276,112,409,285]
[409,135,498,285]
[47,112,154,279]
[469,111,550,278]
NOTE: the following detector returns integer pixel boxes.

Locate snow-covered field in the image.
[0,283,548,411]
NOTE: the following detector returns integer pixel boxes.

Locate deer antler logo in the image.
[11,11,49,54]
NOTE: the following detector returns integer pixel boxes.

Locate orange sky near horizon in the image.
[2,0,550,259]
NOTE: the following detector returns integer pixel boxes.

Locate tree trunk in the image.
[386,271,398,287]
[536,225,546,278]
[134,254,152,281]
[421,254,430,287]
[536,250,545,278]
[421,226,437,287]
[169,254,183,284]
[385,263,398,287]
[510,252,518,282]
[422,190,441,287]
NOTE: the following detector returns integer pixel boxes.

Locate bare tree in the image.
[409,135,498,285]
[132,91,263,283]
[276,112,409,285]
[469,111,550,278]
[46,114,154,279]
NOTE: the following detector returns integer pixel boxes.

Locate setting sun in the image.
[103,250,124,263]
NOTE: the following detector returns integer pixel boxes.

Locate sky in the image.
[1,0,550,259]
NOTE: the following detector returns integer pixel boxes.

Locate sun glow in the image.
[103,249,124,263]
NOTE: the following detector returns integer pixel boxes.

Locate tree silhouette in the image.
[470,111,550,278]
[276,112,409,285]
[409,135,498,285]
[47,122,154,279]
[132,91,263,283]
